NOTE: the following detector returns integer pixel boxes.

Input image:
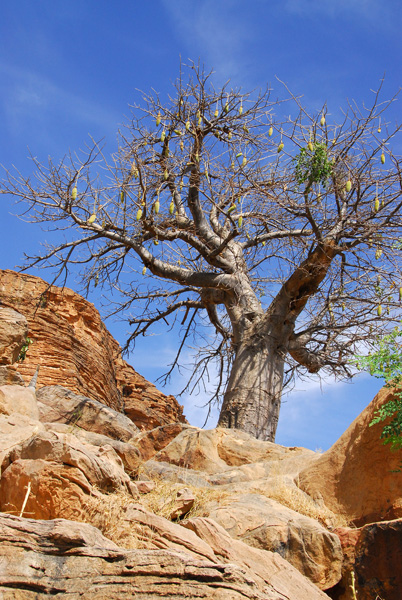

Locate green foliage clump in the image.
[294,142,333,188]
[355,326,402,453]
[18,337,33,362]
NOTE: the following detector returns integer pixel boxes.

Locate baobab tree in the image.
[2,64,402,441]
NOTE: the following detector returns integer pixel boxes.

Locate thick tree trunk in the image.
[217,327,285,442]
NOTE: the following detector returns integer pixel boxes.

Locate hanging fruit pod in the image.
[345,180,352,193]
[399,287,402,301]
[242,156,247,167]
[277,142,284,153]
[185,121,191,131]
[239,103,243,116]
[136,208,143,221]
[228,131,232,140]
[320,115,326,126]
[236,152,243,158]
[308,141,314,152]
[154,200,160,214]
[237,216,243,227]
[374,197,380,212]
[71,186,78,201]
[120,190,125,203]
[214,105,219,118]
[228,203,236,213]
[87,214,96,224]
[169,200,174,214]
[375,248,383,260]
[179,179,184,190]
[268,126,273,137]
[380,152,385,164]
[377,305,382,317]
[154,238,159,246]
[131,163,139,179]
[142,266,147,276]
[156,113,161,126]
[160,130,166,142]
[164,169,169,181]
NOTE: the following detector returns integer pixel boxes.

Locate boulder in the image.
[43,422,141,475]
[299,386,402,525]
[0,365,25,386]
[204,492,343,590]
[0,413,44,472]
[154,426,318,477]
[353,519,402,600]
[132,422,187,461]
[0,430,138,519]
[183,517,330,599]
[0,269,187,430]
[37,385,139,442]
[0,384,39,420]
[0,512,294,600]
[0,307,28,365]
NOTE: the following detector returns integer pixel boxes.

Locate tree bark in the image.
[217,320,285,442]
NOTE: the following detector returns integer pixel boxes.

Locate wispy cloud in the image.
[284,0,387,21]
[0,62,121,142]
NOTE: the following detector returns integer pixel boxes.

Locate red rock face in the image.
[0,269,187,430]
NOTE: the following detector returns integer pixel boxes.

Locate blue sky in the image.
[1,0,400,449]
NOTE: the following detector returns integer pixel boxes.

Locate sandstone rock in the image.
[183,517,331,599]
[0,458,97,520]
[37,385,139,442]
[299,386,402,525]
[154,427,318,477]
[0,430,138,516]
[136,480,155,494]
[132,422,187,461]
[0,269,187,430]
[143,459,212,487]
[0,384,39,420]
[169,487,195,520]
[353,519,402,600]
[43,422,142,475]
[0,307,28,365]
[328,526,362,600]
[0,365,25,386]
[0,512,276,599]
[0,413,44,472]
[205,492,343,590]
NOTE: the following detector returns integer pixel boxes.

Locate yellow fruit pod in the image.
[320,115,325,126]
[228,204,236,214]
[345,180,352,192]
[185,121,190,131]
[307,141,314,152]
[224,102,229,113]
[228,131,232,140]
[154,238,159,246]
[136,208,143,221]
[277,142,284,153]
[268,126,273,137]
[381,152,385,164]
[161,131,166,142]
[169,201,174,214]
[180,140,184,151]
[87,214,96,224]
[375,248,383,260]
[214,108,219,117]
[378,127,381,133]
[174,129,181,135]
[377,305,382,317]
[142,266,147,276]
[120,190,125,203]
[130,163,138,178]
[71,186,78,200]
[374,198,380,212]
[164,169,169,180]
[156,113,161,126]
[238,216,243,227]
[399,287,402,301]
[242,157,247,167]
[239,104,243,116]
[154,201,160,214]
[236,152,243,158]
[198,116,202,126]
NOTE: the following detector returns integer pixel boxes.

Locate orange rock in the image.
[298,386,402,526]
[0,269,187,430]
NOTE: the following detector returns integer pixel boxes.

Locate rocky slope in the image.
[0,269,186,429]
[0,282,401,599]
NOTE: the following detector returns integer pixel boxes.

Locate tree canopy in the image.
[2,63,402,440]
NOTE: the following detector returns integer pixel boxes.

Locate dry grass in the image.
[257,475,350,528]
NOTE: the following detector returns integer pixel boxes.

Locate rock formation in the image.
[0,269,186,430]
[0,279,401,599]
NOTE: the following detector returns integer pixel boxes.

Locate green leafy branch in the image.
[355,326,402,454]
[294,142,333,188]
